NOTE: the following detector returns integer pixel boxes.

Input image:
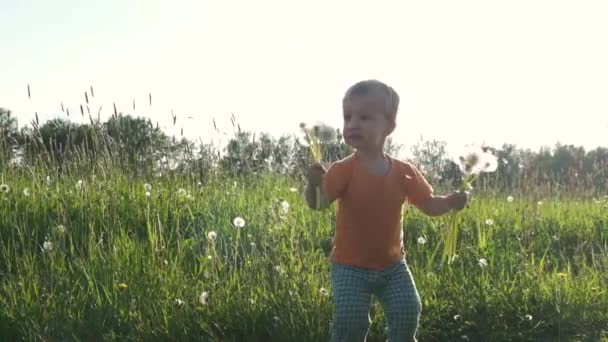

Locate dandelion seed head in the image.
[0,184,10,193]
[478,258,488,268]
[507,195,514,202]
[207,231,217,241]
[145,191,151,198]
[144,183,152,191]
[417,237,427,245]
[485,219,494,226]
[55,224,66,234]
[199,291,209,305]
[42,240,53,252]
[319,287,329,296]
[525,314,532,321]
[233,217,245,228]
[23,188,30,197]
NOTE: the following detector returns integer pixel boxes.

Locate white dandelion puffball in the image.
[199,291,209,305]
[313,123,337,143]
[280,200,289,214]
[207,231,217,241]
[537,201,543,206]
[451,144,498,175]
[417,237,427,245]
[43,240,53,252]
[144,183,152,191]
[485,219,494,226]
[289,187,298,193]
[507,196,514,202]
[55,224,66,234]
[145,191,151,198]
[478,258,488,268]
[525,314,533,321]
[233,217,245,228]
[177,188,187,197]
[319,287,329,296]
[0,184,10,193]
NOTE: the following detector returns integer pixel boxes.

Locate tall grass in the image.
[0,113,607,341]
[0,163,607,341]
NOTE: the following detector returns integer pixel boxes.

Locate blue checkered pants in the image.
[330,259,422,342]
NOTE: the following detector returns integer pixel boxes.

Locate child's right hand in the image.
[307,162,326,186]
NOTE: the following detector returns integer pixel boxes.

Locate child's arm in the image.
[417,191,468,217]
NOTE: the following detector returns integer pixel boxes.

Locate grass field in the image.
[0,166,607,341]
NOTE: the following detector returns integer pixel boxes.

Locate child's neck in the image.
[355,148,386,162]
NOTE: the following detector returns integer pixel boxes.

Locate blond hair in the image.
[343,80,400,122]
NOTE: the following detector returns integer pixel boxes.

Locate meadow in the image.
[0,162,607,341]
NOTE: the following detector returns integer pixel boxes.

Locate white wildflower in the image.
[43,240,53,252]
[144,183,152,191]
[0,184,10,193]
[233,217,245,228]
[250,242,256,248]
[207,231,217,241]
[199,291,209,305]
[23,188,30,197]
[289,187,298,193]
[54,224,66,234]
[319,287,330,296]
[485,219,494,226]
[145,191,151,198]
[279,200,289,215]
[507,195,514,202]
[417,237,427,245]
[478,258,488,268]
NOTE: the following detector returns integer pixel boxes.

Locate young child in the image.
[305,80,468,341]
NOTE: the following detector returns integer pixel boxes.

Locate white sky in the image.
[1,0,607,155]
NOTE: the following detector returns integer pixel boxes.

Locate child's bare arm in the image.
[417,191,468,217]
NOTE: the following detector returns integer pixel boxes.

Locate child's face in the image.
[342,95,395,151]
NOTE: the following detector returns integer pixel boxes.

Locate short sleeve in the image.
[323,158,353,201]
[402,162,433,208]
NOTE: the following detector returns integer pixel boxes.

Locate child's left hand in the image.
[447,191,469,211]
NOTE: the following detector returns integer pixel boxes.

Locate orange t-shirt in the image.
[323,151,433,271]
